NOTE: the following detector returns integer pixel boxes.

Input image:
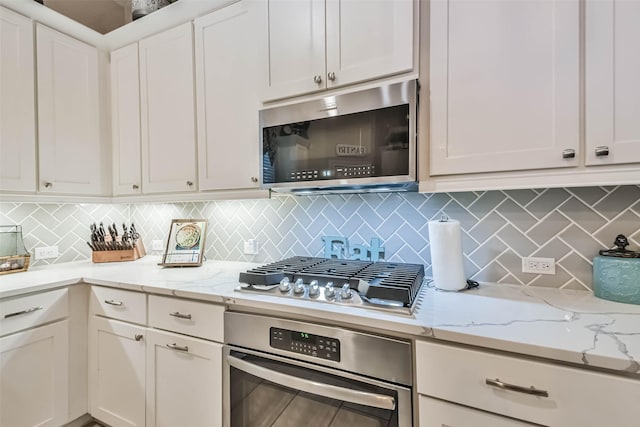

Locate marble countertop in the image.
[2,257,639,376]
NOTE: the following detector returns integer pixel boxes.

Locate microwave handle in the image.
[227,354,396,411]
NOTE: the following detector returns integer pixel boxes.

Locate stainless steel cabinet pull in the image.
[132,184,139,190]
[485,378,549,397]
[313,75,322,84]
[134,334,143,341]
[167,343,189,352]
[104,299,124,306]
[169,311,192,320]
[327,71,336,81]
[595,146,610,157]
[562,149,576,159]
[228,354,396,410]
[4,306,43,319]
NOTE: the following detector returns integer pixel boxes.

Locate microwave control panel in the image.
[270,327,341,362]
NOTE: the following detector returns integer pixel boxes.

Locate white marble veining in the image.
[1,257,639,376]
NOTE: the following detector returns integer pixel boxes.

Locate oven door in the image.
[223,346,412,427]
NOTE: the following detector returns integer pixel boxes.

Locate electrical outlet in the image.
[34,246,59,260]
[522,257,556,275]
[243,239,259,255]
[152,240,164,251]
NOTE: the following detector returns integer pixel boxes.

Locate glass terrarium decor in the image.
[0,225,30,275]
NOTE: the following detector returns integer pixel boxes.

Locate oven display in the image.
[270,327,340,362]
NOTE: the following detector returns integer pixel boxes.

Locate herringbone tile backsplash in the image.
[2,185,639,290]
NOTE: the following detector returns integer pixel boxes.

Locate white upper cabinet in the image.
[111,43,142,195]
[585,0,640,165]
[36,24,102,194]
[194,1,264,191]
[139,22,197,194]
[429,0,580,176]
[265,0,414,101]
[0,7,36,193]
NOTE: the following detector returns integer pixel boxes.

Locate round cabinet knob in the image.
[293,278,305,295]
[43,181,53,189]
[340,283,352,300]
[186,180,194,187]
[327,71,336,82]
[251,176,258,183]
[278,277,291,292]
[308,280,319,297]
[325,282,335,299]
[313,75,322,84]
[595,146,610,157]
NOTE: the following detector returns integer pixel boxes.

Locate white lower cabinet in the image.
[415,340,640,427]
[0,320,69,427]
[89,316,146,427]
[419,395,535,427]
[146,329,223,427]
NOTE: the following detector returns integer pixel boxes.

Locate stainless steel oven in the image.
[223,312,413,427]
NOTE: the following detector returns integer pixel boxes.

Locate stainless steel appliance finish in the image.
[223,312,413,427]
[260,80,418,194]
[236,256,426,315]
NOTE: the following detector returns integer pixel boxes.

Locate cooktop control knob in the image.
[308,280,319,297]
[278,277,291,292]
[340,283,352,300]
[293,278,305,295]
[325,282,335,299]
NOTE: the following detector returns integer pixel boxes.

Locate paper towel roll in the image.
[428,218,467,291]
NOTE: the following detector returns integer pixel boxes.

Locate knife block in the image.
[92,239,146,263]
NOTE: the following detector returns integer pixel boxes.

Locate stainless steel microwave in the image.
[259,80,418,194]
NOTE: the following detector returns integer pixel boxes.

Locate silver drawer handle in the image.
[595,146,610,157]
[4,306,44,319]
[105,299,124,306]
[167,343,189,352]
[169,311,192,320]
[134,334,144,341]
[562,149,576,159]
[486,378,549,398]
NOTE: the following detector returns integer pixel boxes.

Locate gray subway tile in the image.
[558,252,593,289]
[559,224,604,260]
[558,197,607,234]
[594,210,640,248]
[442,200,479,230]
[468,236,508,267]
[567,186,608,205]
[471,261,509,283]
[497,224,538,257]
[525,188,571,219]
[526,211,572,245]
[533,237,572,260]
[450,191,478,207]
[594,185,640,220]
[469,212,507,242]
[528,267,573,288]
[496,199,538,232]
[467,191,507,219]
[497,249,539,284]
[504,189,539,206]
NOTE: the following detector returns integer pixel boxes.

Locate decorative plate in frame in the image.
[159,219,208,267]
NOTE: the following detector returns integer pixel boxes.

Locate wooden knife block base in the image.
[92,241,146,263]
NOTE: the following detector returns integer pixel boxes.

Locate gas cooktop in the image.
[236,256,426,315]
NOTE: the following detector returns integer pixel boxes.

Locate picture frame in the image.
[159,219,208,267]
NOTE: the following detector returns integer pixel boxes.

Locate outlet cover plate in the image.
[35,246,59,260]
[522,257,556,275]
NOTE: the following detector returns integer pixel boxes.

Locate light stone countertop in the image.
[1,257,639,376]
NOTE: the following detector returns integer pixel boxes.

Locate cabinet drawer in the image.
[0,288,68,336]
[148,295,223,342]
[90,286,147,324]
[418,395,536,427]
[416,340,640,427]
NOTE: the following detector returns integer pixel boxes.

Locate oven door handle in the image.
[227,354,396,411]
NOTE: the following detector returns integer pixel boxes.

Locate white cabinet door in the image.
[194,1,263,191]
[111,43,142,195]
[0,7,36,193]
[146,329,223,427]
[429,0,580,176]
[89,316,145,427]
[36,24,102,194]
[419,396,535,427]
[265,0,415,101]
[325,0,413,89]
[139,22,197,194]
[0,320,69,427]
[264,0,326,100]
[586,0,640,165]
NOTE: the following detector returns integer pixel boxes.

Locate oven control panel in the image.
[270,327,341,362]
